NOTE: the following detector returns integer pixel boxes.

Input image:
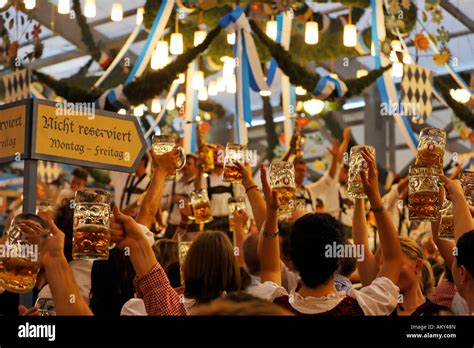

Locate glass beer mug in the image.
[269,160,296,218]
[0,214,49,293]
[408,165,440,221]
[347,145,376,199]
[223,143,246,183]
[438,203,454,240]
[190,189,213,224]
[460,170,474,205]
[415,127,446,169]
[72,189,112,260]
[152,134,186,172]
[228,197,246,233]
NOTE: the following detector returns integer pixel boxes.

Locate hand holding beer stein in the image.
[460,170,474,205]
[72,189,112,260]
[228,197,247,232]
[0,214,49,293]
[223,143,247,183]
[348,145,376,199]
[190,189,213,224]
[269,160,296,218]
[152,134,186,174]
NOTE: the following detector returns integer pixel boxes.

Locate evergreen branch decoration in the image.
[433,77,474,129]
[123,25,222,105]
[33,71,103,103]
[72,0,101,61]
[344,64,392,98]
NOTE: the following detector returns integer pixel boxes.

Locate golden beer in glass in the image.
[460,170,474,205]
[228,197,246,232]
[178,232,198,285]
[415,127,446,169]
[190,189,213,224]
[152,134,186,171]
[269,161,296,218]
[347,145,375,199]
[223,143,247,183]
[439,203,454,240]
[408,166,440,221]
[72,189,112,260]
[0,214,49,293]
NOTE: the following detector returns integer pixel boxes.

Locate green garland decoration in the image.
[249,19,391,100]
[123,25,221,105]
[72,0,101,61]
[313,0,370,8]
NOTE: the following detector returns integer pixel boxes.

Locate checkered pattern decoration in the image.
[2,69,31,103]
[400,64,433,125]
[37,161,62,184]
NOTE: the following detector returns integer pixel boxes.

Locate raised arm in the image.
[360,148,402,285]
[136,150,178,228]
[258,164,282,285]
[236,162,266,232]
[280,132,298,162]
[439,175,474,242]
[352,198,378,287]
[111,206,187,316]
[234,209,249,268]
[41,220,93,315]
[328,127,352,179]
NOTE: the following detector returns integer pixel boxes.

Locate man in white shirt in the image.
[119,155,151,211]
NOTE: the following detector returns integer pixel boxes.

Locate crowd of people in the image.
[1,128,473,317]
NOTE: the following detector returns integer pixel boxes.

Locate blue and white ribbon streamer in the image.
[184,60,199,153]
[312,76,348,100]
[371,0,418,154]
[125,0,175,84]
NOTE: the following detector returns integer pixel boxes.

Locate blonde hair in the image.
[399,237,435,297]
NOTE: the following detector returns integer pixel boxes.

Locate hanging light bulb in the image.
[57,0,70,14]
[356,69,368,78]
[305,21,319,45]
[136,7,145,25]
[227,32,236,45]
[222,57,235,80]
[403,53,412,64]
[176,93,186,107]
[111,3,123,21]
[83,0,96,18]
[392,62,403,78]
[203,112,211,120]
[450,89,471,104]
[343,24,357,47]
[296,101,304,111]
[151,40,169,70]
[170,33,183,55]
[216,77,226,92]
[151,98,162,113]
[198,87,208,101]
[227,75,236,94]
[303,99,325,115]
[194,30,206,47]
[24,0,36,10]
[134,104,144,117]
[208,81,218,96]
[329,73,339,79]
[266,20,278,41]
[166,97,175,111]
[259,90,271,97]
[192,71,205,90]
[295,86,307,95]
[0,0,7,8]
[177,73,185,84]
[118,108,127,115]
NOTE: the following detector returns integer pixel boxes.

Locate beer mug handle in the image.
[175,146,186,171]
